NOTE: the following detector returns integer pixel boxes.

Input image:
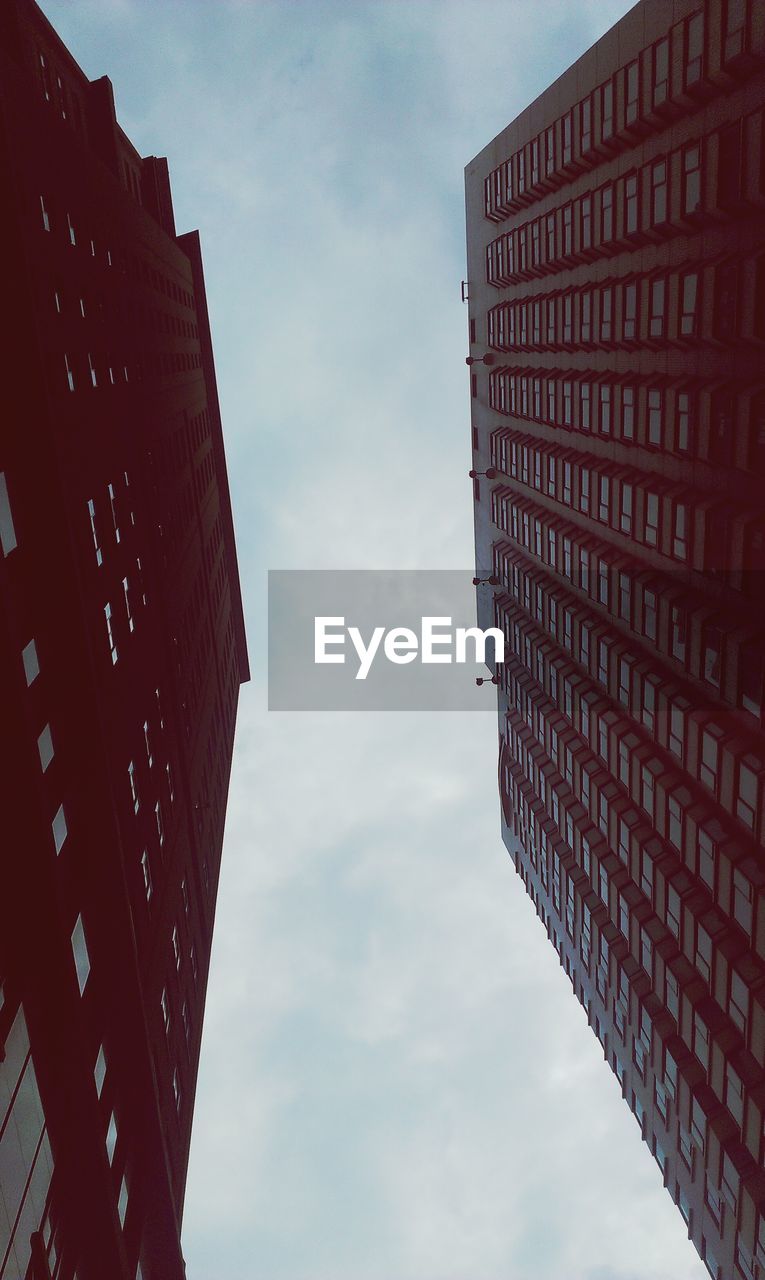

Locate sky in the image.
[39,2,709,1278]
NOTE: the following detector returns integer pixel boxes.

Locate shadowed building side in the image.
[467,3,765,1278]
[0,1,249,1277]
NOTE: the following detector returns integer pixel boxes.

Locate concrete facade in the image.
[467,2,765,1276]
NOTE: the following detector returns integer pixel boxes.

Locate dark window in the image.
[652,39,669,108]
[601,184,614,241]
[685,11,704,87]
[581,97,592,153]
[680,273,699,336]
[714,263,739,341]
[602,80,614,140]
[651,159,668,225]
[625,173,639,234]
[718,123,743,207]
[709,393,735,466]
[740,643,763,718]
[623,282,638,340]
[749,392,765,472]
[683,143,702,214]
[626,60,640,125]
[723,0,749,63]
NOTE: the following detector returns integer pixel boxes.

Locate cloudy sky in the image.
[41,2,708,1278]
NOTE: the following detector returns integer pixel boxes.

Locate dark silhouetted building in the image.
[467,2,765,1277]
[0,2,248,1277]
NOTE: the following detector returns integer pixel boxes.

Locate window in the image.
[729,968,749,1033]
[736,758,760,830]
[697,828,715,892]
[672,503,688,560]
[652,38,669,108]
[648,388,663,441]
[580,97,592,153]
[675,392,693,452]
[667,884,681,939]
[651,160,668,225]
[668,701,686,760]
[625,173,639,234]
[700,727,720,792]
[622,282,637,340]
[644,492,659,546]
[626,60,640,125]
[668,795,683,850]
[641,764,655,818]
[141,850,152,901]
[580,382,591,431]
[106,1112,118,1164]
[602,80,614,140]
[580,290,592,343]
[693,1010,710,1070]
[52,804,67,855]
[562,203,573,256]
[601,184,613,242]
[714,262,739,341]
[66,212,76,246]
[122,577,134,633]
[621,386,635,439]
[128,761,139,813]
[37,724,54,772]
[561,111,572,166]
[172,926,181,970]
[702,625,722,687]
[680,273,699,336]
[695,923,713,983]
[94,1045,107,1097]
[618,483,633,536]
[580,467,590,513]
[104,603,118,665]
[739,642,763,718]
[732,867,754,936]
[580,196,592,252]
[22,639,40,686]
[684,11,704,87]
[600,288,613,342]
[647,281,664,343]
[598,474,610,523]
[155,800,164,846]
[725,1062,744,1125]
[118,1177,128,1229]
[40,194,51,231]
[671,604,687,662]
[665,969,679,1021]
[683,143,702,215]
[71,915,90,995]
[723,0,748,62]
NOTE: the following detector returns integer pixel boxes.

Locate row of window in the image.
[486,141,704,281]
[497,531,764,724]
[502,724,764,1143]
[488,370,765,475]
[484,5,757,223]
[39,192,195,312]
[494,564,765,846]
[61,346,201,394]
[488,256,765,351]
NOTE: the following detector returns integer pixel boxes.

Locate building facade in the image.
[466,2,765,1276]
[0,2,248,1278]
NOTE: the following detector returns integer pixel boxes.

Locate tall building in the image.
[0,2,248,1278]
[466,2,765,1277]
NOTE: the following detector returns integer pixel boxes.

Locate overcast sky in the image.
[40,2,708,1278]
